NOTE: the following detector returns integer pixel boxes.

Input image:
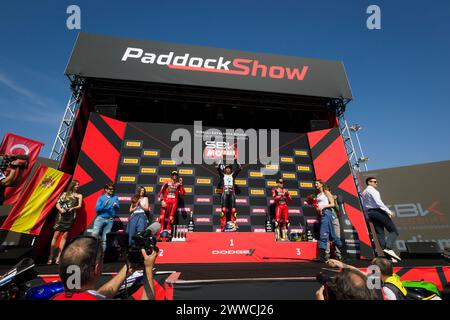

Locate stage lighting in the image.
[349,124,362,132]
[358,156,369,163]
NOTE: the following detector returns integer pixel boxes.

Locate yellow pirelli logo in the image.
[250,189,265,195]
[179,169,193,175]
[214,188,222,194]
[119,176,136,182]
[249,171,263,177]
[159,177,172,183]
[196,178,211,184]
[184,187,193,193]
[126,141,142,147]
[295,150,308,156]
[140,167,157,174]
[143,150,159,156]
[289,190,299,196]
[122,158,139,164]
[144,186,154,192]
[265,164,279,170]
[300,182,313,188]
[281,157,294,163]
[297,165,311,172]
[266,180,277,187]
[161,159,176,165]
[282,173,296,179]
[235,179,247,186]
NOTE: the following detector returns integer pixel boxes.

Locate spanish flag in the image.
[1,165,71,235]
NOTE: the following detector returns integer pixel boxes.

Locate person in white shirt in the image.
[361,177,400,261]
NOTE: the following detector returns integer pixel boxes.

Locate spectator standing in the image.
[47,180,83,264]
[361,177,401,261]
[92,183,119,251]
[127,186,150,245]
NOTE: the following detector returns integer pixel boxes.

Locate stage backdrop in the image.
[115,120,317,232]
[359,160,450,252]
[70,113,373,258]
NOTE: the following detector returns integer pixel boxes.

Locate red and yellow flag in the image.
[1,165,71,235]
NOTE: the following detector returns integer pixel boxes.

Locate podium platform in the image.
[157,232,318,264]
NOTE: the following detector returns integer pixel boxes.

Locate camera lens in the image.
[316,272,331,285]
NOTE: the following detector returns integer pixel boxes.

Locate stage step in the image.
[157,232,318,264]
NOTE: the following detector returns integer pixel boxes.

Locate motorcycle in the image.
[0,258,146,300]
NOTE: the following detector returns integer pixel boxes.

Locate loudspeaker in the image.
[309,120,329,132]
[405,242,442,259]
[94,105,118,119]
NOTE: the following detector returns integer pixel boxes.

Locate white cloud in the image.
[0,72,61,110]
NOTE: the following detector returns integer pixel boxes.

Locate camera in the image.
[127,229,159,268]
[316,272,336,300]
[0,154,29,171]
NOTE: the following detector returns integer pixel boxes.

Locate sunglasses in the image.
[370,180,378,184]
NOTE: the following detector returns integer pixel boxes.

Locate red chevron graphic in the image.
[312,137,348,182]
[338,174,358,197]
[307,129,329,149]
[101,115,126,139]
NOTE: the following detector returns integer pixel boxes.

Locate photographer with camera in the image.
[325,257,415,300]
[0,155,28,206]
[53,236,157,300]
[315,268,377,300]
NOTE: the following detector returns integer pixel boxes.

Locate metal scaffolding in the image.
[49,75,84,163]
[333,98,369,192]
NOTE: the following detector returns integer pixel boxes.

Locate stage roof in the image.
[66,32,352,100]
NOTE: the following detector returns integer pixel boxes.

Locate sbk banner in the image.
[1,165,71,235]
[0,133,44,204]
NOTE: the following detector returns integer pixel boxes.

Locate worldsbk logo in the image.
[122,47,309,80]
[203,141,237,159]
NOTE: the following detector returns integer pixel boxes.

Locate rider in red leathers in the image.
[272,178,292,241]
[157,171,185,235]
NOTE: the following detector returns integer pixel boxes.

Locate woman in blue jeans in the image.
[127,187,149,245]
[314,179,346,262]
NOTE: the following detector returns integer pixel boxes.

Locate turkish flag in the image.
[0,133,44,204]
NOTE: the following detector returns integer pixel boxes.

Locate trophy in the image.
[188,211,195,232]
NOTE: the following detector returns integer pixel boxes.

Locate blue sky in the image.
[0,1,449,170]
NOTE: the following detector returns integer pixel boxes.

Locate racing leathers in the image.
[157,179,185,234]
[217,161,242,230]
[272,187,292,240]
